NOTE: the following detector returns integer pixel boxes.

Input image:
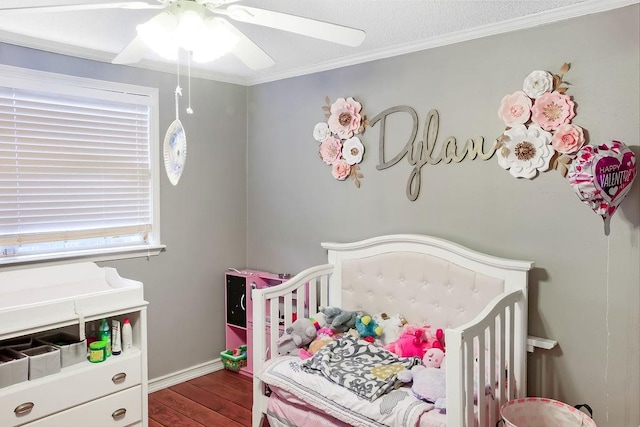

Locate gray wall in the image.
[0,44,249,378]
[247,5,639,427]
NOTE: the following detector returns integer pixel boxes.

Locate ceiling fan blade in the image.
[216,18,275,70]
[221,5,366,47]
[0,2,164,14]
[111,35,150,64]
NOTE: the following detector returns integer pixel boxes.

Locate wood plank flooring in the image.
[149,369,267,427]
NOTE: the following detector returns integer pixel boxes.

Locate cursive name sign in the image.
[369,106,498,201]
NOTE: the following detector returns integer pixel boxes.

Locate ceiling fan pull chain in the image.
[174,52,181,121]
[187,51,194,115]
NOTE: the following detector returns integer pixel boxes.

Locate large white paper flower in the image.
[341,137,364,165]
[522,70,553,99]
[497,124,555,179]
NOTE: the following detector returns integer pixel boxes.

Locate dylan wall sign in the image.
[313,64,636,232]
[369,106,496,201]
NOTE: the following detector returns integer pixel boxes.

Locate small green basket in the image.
[220,345,247,372]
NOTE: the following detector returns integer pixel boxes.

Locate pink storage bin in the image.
[499,397,595,427]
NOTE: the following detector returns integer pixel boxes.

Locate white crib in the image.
[251,234,536,427]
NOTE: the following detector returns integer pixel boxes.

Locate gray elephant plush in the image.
[276,318,318,356]
[320,306,360,333]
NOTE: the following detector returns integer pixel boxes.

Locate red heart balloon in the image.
[568,140,637,224]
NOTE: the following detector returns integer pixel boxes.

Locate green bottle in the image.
[100,318,112,357]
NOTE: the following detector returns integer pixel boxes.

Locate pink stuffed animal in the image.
[422,347,445,368]
[385,325,444,359]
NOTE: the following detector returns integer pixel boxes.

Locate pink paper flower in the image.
[498,91,532,127]
[331,159,351,180]
[319,136,342,165]
[328,97,362,139]
[531,91,575,131]
[551,124,585,154]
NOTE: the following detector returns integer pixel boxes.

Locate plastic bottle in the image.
[111,319,122,356]
[100,318,112,357]
[121,318,133,352]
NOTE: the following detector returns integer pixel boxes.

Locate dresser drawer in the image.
[24,385,142,427]
[0,351,141,426]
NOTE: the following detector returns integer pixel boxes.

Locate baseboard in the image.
[148,357,225,393]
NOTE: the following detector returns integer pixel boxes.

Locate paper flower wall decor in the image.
[496,63,586,179]
[313,97,367,187]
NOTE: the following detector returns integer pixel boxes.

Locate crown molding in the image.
[244,0,640,86]
[1,0,638,87]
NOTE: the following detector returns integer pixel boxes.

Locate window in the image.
[0,65,163,265]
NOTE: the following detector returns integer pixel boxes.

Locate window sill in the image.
[0,245,166,267]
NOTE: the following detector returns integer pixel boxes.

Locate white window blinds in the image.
[0,66,159,260]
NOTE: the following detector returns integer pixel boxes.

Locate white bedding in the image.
[258,355,436,427]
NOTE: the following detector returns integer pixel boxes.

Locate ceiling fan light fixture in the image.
[176,9,206,52]
[190,17,239,63]
[135,5,237,64]
[136,12,179,60]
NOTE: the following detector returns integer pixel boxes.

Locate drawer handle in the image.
[14,402,34,416]
[112,372,127,384]
[112,408,127,420]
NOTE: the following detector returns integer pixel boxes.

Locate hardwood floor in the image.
[149,369,266,427]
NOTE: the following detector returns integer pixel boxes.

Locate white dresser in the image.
[0,262,148,427]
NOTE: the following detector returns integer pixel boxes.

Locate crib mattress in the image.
[258,355,437,427]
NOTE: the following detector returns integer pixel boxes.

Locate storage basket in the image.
[35,332,86,368]
[499,398,595,427]
[0,348,28,388]
[220,345,247,372]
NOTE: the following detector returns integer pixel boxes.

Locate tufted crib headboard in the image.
[322,234,532,330]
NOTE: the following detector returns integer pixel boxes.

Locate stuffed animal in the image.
[385,324,444,358]
[319,306,360,333]
[373,312,407,346]
[398,348,446,407]
[384,325,430,358]
[355,312,383,342]
[422,347,445,368]
[276,317,318,356]
[397,364,447,408]
[299,327,337,359]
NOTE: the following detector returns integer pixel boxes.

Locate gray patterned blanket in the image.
[301,335,421,401]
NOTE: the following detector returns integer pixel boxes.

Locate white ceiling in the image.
[0,0,636,85]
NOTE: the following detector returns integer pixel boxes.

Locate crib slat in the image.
[464,340,474,426]
[498,311,506,404]
[284,293,293,329]
[269,298,279,358]
[319,274,329,308]
[296,286,306,318]
[488,321,497,426]
[508,302,515,399]
[308,278,318,315]
[477,333,486,426]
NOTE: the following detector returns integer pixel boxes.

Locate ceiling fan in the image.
[0,0,366,70]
